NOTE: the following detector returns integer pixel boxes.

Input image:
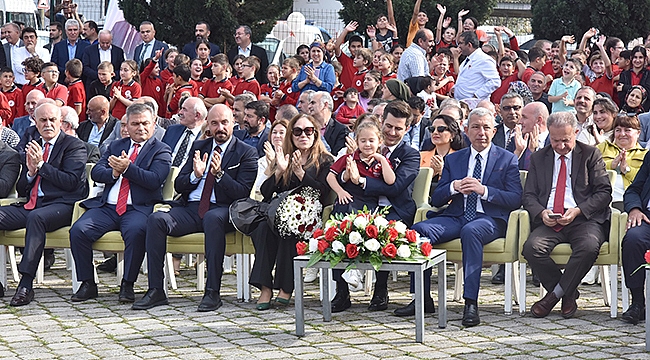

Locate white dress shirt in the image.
[454,48,500,101]
[12,46,51,85]
[107,140,148,205]
[546,150,577,210]
[26,133,60,196]
[171,126,202,167]
[377,143,399,206]
[449,144,491,214]
[189,137,231,202]
[237,44,251,57]
[397,43,429,81]
[99,46,112,63]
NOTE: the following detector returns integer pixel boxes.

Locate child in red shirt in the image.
[260,64,281,121]
[166,64,198,116]
[272,57,301,110]
[39,62,68,106]
[200,54,234,109]
[65,59,86,122]
[230,55,246,89]
[231,56,261,98]
[0,68,24,126]
[378,53,397,84]
[140,50,166,117]
[159,48,179,85]
[586,38,614,99]
[335,88,365,127]
[110,60,141,120]
[338,48,371,92]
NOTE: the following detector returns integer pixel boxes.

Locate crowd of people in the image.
[1,1,650,330]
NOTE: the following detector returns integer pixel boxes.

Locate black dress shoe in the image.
[462,303,480,327]
[118,280,135,303]
[0,282,4,297]
[197,289,222,312]
[394,298,436,317]
[491,264,505,285]
[368,290,389,311]
[10,287,34,306]
[43,252,55,270]
[331,291,351,313]
[71,281,98,302]
[621,303,646,325]
[97,255,117,273]
[132,288,169,310]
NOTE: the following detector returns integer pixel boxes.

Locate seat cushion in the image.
[432,237,516,263]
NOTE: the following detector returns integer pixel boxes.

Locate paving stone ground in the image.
[0,251,647,359]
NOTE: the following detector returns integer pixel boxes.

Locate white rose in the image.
[373,216,389,229]
[309,238,319,253]
[397,244,411,258]
[393,221,407,234]
[332,240,345,253]
[353,215,369,229]
[349,231,363,245]
[365,238,381,252]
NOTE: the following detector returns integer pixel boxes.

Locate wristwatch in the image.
[37,160,44,171]
[215,170,224,180]
[358,177,366,188]
[623,166,631,174]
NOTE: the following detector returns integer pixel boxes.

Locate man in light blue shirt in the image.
[397,29,433,81]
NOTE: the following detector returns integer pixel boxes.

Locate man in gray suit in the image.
[2,23,24,71]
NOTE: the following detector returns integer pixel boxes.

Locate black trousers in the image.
[0,201,73,278]
[145,202,233,291]
[522,216,607,294]
[622,209,650,290]
[249,221,298,294]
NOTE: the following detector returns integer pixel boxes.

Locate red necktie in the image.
[552,155,566,232]
[115,143,140,216]
[24,143,50,210]
[198,146,222,219]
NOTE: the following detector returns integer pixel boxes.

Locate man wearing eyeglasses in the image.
[226,25,268,84]
[12,27,51,86]
[494,92,524,152]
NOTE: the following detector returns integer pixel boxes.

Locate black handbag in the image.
[229,198,271,236]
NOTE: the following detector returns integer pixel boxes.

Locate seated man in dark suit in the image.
[69,103,172,302]
[397,107,522,327]
[233,100,270,158]
[0,140,20,200]
[132,104,258,311]
[522,111,611,319]
[77,96,118,149]
[162,97,207,168]
[61,106,100,163]
[0,103,88,306]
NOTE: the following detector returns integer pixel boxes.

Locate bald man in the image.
[13,90,46,141]
[133,104,258,311]
[82,29,124,87]
[77,96,118,148]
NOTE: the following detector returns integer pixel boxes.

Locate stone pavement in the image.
[0,251,647,359]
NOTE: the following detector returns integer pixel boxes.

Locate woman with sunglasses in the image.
[292,42,336,94]
[597,114,647,210]
[249,114,333,310]
[420,114,464,191]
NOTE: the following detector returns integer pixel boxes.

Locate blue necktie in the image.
[465,153,482,222]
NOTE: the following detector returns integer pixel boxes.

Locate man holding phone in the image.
[521,111,611,319]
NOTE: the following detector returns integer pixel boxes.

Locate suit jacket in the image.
[174,137,258,206]
[85,143,101,164]
[233,127,269,158]
[0,141,20,198]
[17,132,89,205]
[12,115,32,141]
[134,39,169,69]
[0,43,5,68]
[624,151,650,213]
[76,116,118,148]
[227,44,269,84]
[432,145,522,224]
[51,40,90,83]
[161,124,191,149]
[638,112,650,147]
[83,137,172,214]
[324,117,349,155]
[82,44,125,84]
[523,141,611,227]
[365,141,420,226]
[493,123,516,152]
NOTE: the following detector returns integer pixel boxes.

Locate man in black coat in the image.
[226,25,269,84]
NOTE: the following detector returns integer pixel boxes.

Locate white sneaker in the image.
[581,266,600,285]
[304,268,318,282]
[342,269,364,292]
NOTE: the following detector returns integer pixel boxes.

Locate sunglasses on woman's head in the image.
[428,125,449,133]
[292,127,315,137]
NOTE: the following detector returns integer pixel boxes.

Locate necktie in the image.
[172,129,193,167]
[140,43,150,63]
[505,129,515,151]
[24,143,50,210]
[115,143,140,216]
[198,146,222,219]
[463,57,470,68]
[552,155,567,232]
[381,146,390,157]
[464,153,482,222]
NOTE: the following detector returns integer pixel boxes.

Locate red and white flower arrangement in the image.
[296,207,435,271]
[275,187,322,241]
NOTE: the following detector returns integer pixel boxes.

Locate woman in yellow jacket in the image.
[597,114,647,210]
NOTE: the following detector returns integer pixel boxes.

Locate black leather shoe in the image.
[197,289,222,312]
[43,251,55,270]
[368,290,389,311]
[132,288,169,310]
[491,264,505,285]
[394,298,436,317]
[0,282,4,297]
[10,287,34,306]
[71,281,98,302]
[462,303,480,327]
[621,303,646,325]
[118,280,135,303]
[331,291,351,313]
[97,255,117,273]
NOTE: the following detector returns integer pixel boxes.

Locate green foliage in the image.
[337,0,496,46]
[532,0,650,44]
[119,0,293,51]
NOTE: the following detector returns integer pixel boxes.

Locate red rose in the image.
[296,241,308,255]
[313,228,324,239]
[340,219,350,233]
[325,227,338,242]
[388,228,399,242]
[421,242,432,257]
[405,229,417,243]
[345,244,359,259]
[298,224,305,232]
[318,239,330,254]
[645,250,650,264]
[381,243,397,258]
[366,224,379,238]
